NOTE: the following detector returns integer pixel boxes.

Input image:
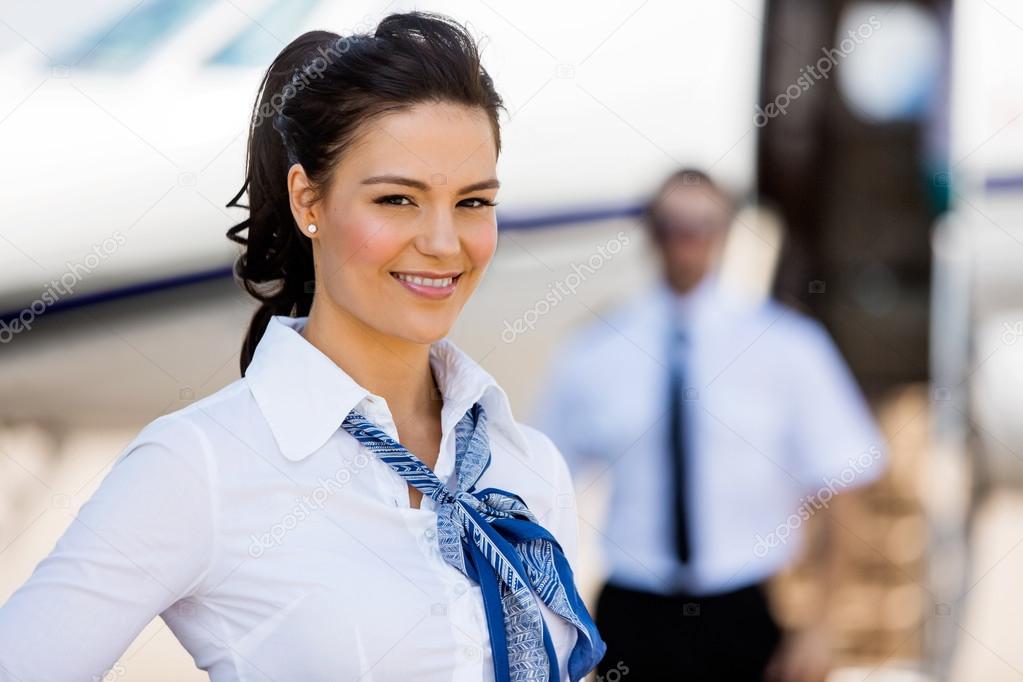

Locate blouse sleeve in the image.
[0,417,216,682]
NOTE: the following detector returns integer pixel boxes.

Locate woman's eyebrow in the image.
[456,178,500,194]
[361,175,500,194]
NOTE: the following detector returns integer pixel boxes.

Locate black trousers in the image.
[594,580,782,681]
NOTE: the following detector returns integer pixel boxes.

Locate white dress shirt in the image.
[529,273,887,597]
[0,314,580,681]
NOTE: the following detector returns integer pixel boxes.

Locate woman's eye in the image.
[460,197,498,208]
[374,195,497,209]
[375,195,414,207]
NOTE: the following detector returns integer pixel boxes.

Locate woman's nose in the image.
[415,209,461,257]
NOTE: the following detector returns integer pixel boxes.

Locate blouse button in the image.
[424,528,436,541]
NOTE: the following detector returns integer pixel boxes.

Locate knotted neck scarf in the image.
[341,402,605,681]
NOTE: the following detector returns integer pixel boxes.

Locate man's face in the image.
[649,183,731,293]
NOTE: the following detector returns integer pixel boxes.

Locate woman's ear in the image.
[287,164,319,230]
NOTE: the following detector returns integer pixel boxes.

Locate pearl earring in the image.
[307,224,318,234]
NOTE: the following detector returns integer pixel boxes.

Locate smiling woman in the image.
[283,100,501,340]
[0,10,604,682]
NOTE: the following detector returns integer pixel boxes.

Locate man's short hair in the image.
[642,167,736,235]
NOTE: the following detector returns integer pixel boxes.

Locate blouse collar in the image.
[245,315,529,462]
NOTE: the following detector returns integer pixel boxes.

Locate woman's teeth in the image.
[393,273,456,288]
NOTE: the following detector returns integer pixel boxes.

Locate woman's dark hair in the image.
[226,11,505,376]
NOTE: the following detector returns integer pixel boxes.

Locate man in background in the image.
[530,168,887,681]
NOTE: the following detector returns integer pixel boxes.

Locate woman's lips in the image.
[390,272,461,300]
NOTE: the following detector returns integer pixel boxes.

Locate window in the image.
[208,0,319,67]
[59,0,213,70]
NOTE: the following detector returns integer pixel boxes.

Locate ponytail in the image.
[226,31,338,376]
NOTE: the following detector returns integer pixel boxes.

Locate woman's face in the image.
[292,101,499,345]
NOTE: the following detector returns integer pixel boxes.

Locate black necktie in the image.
[667,319,691,564]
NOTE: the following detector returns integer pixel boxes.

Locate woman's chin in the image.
[383,316,457,345]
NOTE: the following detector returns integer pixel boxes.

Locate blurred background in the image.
[0,0,1019,679]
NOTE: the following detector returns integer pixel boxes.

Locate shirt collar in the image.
[245,315,530,462]
[655,270,721,328]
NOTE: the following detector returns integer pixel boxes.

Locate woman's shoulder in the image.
[503,420,575,496]
[115,376,255,469]
[515,420,566,461]
[506,421,580,559]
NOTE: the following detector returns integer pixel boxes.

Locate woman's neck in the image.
[300,300,440,424]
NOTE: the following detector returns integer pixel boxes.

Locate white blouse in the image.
[0,314,580,681]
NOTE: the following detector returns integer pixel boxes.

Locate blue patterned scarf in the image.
[341,402,605,681]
